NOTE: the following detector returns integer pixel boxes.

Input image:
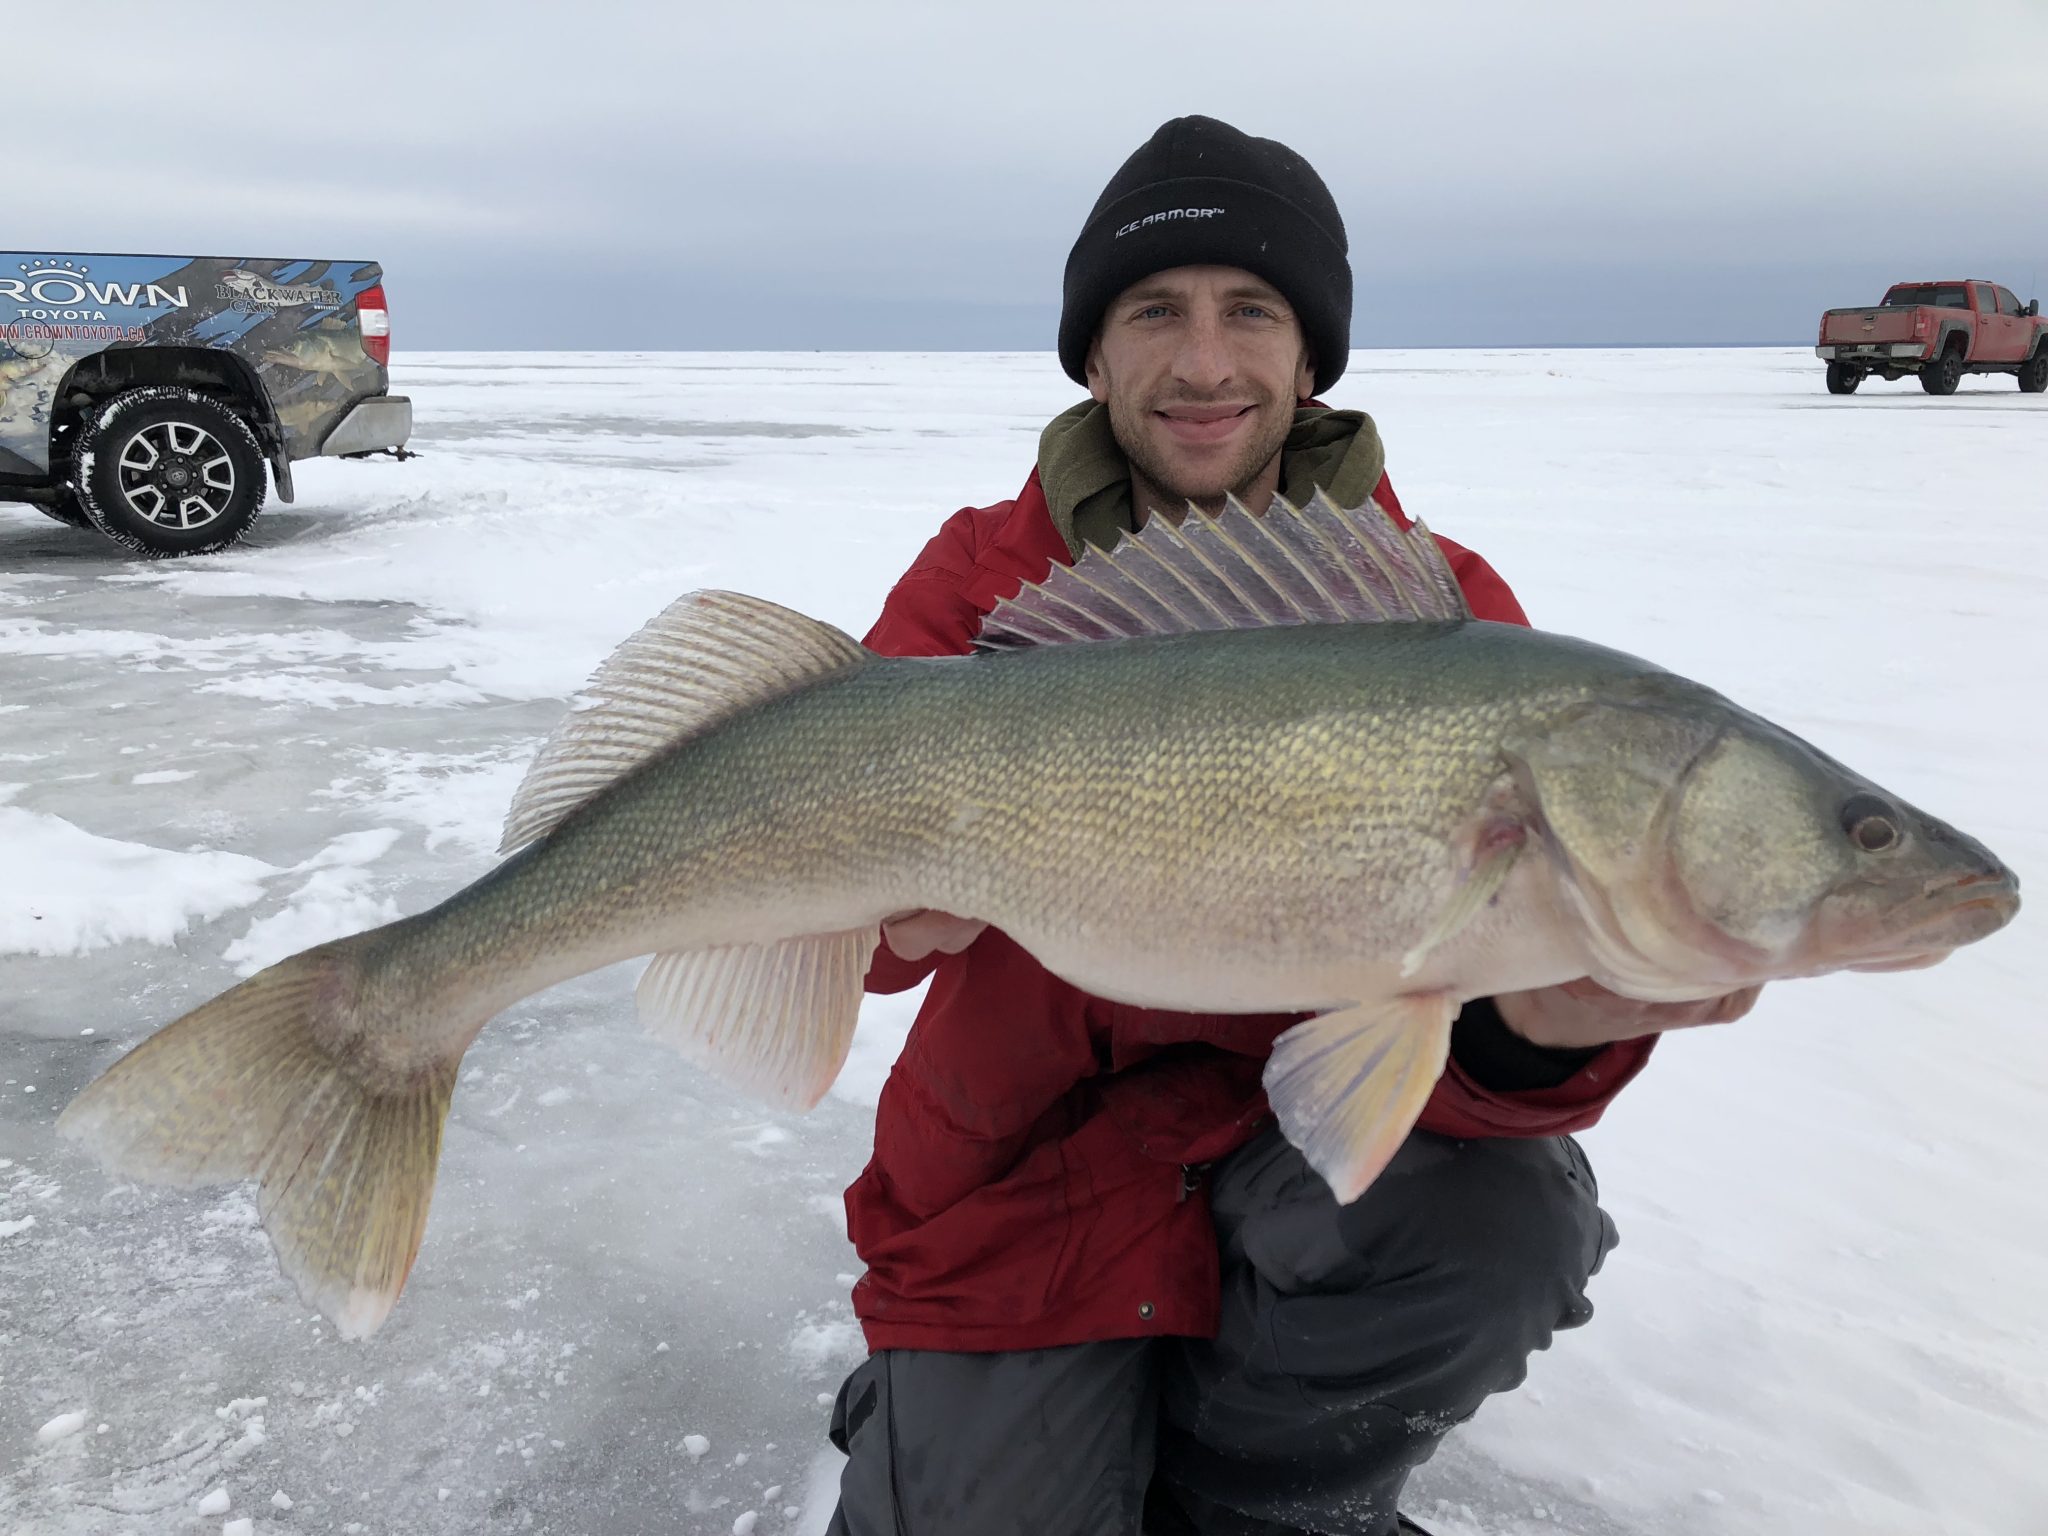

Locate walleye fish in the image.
[58,493,2019,1338]
[259,328,368,382]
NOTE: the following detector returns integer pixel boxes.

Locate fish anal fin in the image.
[636,927,879,1110]
[1263,992,1457,1204]
[501,592,870,854]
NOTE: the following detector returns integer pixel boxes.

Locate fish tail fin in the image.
[57,940,456,1339]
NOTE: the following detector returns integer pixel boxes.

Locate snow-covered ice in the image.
[0,788,276,958]
[2,348,2043,1535]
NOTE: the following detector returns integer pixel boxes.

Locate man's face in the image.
[1085,265,1315,507]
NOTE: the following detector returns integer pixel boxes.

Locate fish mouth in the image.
[1918,867,2020,927]
[1846,951,1952,974]
[1823,866,2020,973]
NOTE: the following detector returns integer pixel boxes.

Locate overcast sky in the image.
[18,0,2048,350]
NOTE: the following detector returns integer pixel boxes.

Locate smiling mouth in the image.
[1155,405,1254,444]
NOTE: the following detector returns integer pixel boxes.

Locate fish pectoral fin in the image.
[1399,818,1527,978]
[636,927,880,1111]
[57,943,454,1341]
[1262,991,1457,1204]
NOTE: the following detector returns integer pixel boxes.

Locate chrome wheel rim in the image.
[114,420,236,529]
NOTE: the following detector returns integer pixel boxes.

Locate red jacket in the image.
[845,468,1654,1353]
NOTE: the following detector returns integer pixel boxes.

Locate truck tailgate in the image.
[1821,308,1916,344]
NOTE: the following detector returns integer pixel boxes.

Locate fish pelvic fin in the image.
[1262,991,1457,1204]
[501,591,871,854]
[57,944,456,1341]
[976,489,1470,650]
[636,927,879,1109]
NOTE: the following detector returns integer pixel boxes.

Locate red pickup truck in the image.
[1815,280,2048,396]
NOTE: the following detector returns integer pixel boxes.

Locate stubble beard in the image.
[1109,391,1295,518]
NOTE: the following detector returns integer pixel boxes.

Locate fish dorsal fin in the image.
[501,591,869,854]
[977,489,1471,650]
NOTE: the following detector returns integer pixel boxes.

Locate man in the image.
[826,116,1757,1536]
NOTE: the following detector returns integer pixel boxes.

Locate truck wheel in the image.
[74,387,267,556]
[1825,361,1863,395]
[2020,349,2048,394]
[1919,344,1964,396]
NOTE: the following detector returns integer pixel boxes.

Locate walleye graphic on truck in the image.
[0,253,412,554]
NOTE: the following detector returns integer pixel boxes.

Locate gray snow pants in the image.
[825,1127,1616,1536]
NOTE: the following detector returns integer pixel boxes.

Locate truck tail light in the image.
[357,283,391,367]
[1912,310,1929,341]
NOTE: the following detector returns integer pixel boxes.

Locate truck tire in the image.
[74,386,267,556]
[2020,348,2048,394]
[1825,361,1863,395]
[1919,342,1964,396]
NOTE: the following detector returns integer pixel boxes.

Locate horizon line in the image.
[392,338,1816,355]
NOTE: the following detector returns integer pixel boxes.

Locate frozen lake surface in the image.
[3,348,2042,1535]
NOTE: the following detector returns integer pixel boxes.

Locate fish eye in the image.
[1839,793,1901,853]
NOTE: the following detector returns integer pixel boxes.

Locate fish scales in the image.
[379,621,1628,1028]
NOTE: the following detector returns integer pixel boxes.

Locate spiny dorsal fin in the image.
[501,591,868,854]
[977,489,1471,650]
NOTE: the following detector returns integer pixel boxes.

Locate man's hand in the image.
[1493,977,1762,1051]
[881,910,989,962]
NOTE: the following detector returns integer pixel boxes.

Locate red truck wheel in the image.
[1919,344,1964,396]
[1825,361,1863,395]
[2020,350,2048,394]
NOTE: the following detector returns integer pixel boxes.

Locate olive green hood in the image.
[1036,400,1389,558]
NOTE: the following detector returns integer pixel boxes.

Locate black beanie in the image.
[1059,116,1351,395]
